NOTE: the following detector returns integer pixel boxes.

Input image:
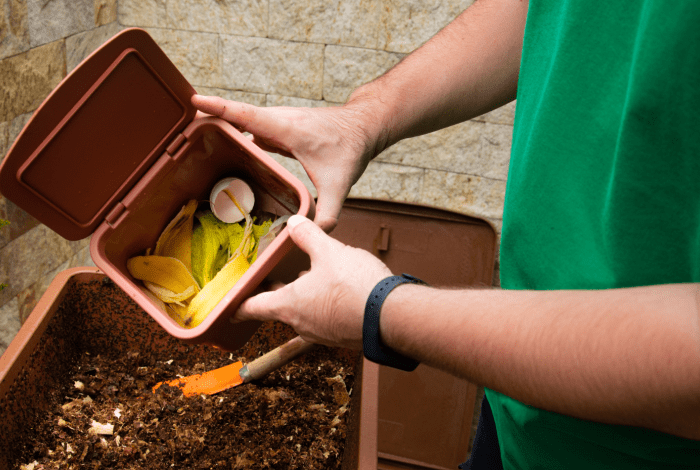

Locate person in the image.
[192,0,700,468]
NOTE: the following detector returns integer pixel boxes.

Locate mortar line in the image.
[370,160,508,183]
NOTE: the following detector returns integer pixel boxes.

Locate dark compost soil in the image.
[8,279,357,470]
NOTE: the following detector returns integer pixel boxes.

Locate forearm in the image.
[381,283,700,439]
[346,0,527,154]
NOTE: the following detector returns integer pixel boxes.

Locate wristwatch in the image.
[362,274,427,371]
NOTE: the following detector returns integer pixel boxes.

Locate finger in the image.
[235,290,284,323]
[286,214,338,260]
[191,95,261,132]
[256,279,286,294]
[313,189,346,233]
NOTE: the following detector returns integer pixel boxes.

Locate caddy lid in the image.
[0,28,197,240]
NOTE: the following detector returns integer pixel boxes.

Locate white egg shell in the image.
[210,177,255,223]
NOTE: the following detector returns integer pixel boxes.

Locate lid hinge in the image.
[105,201,126,227]
[165,132,187,160]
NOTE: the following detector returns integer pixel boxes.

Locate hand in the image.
[236,215,393,349]
[191,95,384,232]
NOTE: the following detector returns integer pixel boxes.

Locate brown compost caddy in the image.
[0,28,315,351]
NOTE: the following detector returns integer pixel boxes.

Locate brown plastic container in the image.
[0,198,495,469]
[0,268,378,470]
[273,199,497,470]
[0,28,314,351]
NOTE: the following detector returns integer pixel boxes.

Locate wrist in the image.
[363,274,426,371]
[378,281,421,356]
[344,83,399,158]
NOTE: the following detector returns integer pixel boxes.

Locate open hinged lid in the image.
[0,28,197,240]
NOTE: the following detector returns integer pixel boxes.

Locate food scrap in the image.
[127,178,288,328]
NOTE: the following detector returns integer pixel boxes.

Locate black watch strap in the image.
[363,274,427,371]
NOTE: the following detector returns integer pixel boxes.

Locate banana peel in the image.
[191,211,246,287]
[153,199,197,272]
[184,254,250,327]
[127,256,199,296]
[127,194,285,329]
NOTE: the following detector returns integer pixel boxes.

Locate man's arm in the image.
[192,0,528,231]
[239,216,700,441]
[347,0,527,152]
[383,281,700,440]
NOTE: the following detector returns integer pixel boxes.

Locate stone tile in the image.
[0,224,77,307]
[348,161,424,203]
[0,0,30,60]
[118,0,167,27]
[94,0,117,26]
[67,240,96,269]
[146,28,220,88]
[421,169,506,220]
[377,121,511,181]
[222,36,324,99]
[167,0,267,37]
[323,45,404,103]
[0,216,7,270]
[377,120,481,173]
[478,123,512,180]
[17,280,41,324]
[265,95,333,108]
[0,296,20,353]
[13,237,93,324]
[0,195,41,250]
[378,0,473,53]
[66,21,122,72]
[0,40,65,122]
[0,120,7,163]
[0,111,31,164]
[473,101,517,126]
[269,0,382,49]
[196,86,266,107]
[27,0,94,47]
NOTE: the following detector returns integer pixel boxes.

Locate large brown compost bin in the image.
[0,197,494,469]
[0,267,379,470]
[0,28,314,352]
[272,198,497,470]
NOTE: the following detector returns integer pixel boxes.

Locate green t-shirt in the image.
[492,0,700,468]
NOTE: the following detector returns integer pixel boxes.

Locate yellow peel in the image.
[154,200,197,272]
[139,286,168,312]
[223,189,246,218]
[127,256,199,296]
[144,281,197,304]
[167,303,189,327]
[140,285,187,326]
[184,254,250,328]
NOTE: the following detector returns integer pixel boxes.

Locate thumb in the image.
[286,214,336,261]
[313,191,344,233]
[236,289,284,323]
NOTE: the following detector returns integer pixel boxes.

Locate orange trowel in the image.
[153,336,315,397]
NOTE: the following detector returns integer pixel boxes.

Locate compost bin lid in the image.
[0,28,196,240]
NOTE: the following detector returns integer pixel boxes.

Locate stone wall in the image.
[0,0,513,358]
[0,0,121,351]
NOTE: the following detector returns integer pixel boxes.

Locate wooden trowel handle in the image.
[240,336,315,383]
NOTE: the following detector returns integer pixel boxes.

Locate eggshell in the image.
[210,178,255,223]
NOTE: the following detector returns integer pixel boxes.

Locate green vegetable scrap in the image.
[127,197,287,329]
